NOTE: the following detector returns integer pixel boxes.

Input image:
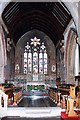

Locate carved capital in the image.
[77,37,80,45]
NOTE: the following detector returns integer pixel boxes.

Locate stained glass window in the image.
[44,50,47,74]
[39,50,43,73]
[28,50,32,73]
[33,49,38,74]
[24,37,47,74]
[24,49,27,74]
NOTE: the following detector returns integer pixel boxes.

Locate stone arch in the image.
[15,30,56,76]
[0,1,79,84]
[63,2,78,36]
[0,24,7,83]
[65,28,77,84]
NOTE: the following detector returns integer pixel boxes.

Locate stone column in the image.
[74,44,79,76]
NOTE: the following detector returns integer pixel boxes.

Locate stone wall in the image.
[15,30,56,84]
[66,28,77,84]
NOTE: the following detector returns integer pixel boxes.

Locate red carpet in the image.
[61,111,80,120]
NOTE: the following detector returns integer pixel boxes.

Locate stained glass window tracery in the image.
[24,37,47,74]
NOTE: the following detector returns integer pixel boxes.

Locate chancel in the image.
[0,1,80,120]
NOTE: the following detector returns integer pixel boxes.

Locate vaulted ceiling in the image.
[2,2,72,46]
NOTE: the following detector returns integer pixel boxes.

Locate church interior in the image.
[0,1,80,120]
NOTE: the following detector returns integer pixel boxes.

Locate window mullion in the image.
[38,51,39,74]
[43,52,44,74]
[32,52,33,74]
[27,52,28,74]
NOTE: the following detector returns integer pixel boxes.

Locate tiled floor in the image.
[1,116,61,120]
[0,96,61,119]
[1,117,61,120]
[0,106,62,118]
[18,96,57,107]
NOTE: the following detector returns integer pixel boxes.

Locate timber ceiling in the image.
[2,2,72,46]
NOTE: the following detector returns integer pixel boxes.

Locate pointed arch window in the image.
[44,50,47,74]
[24,37,47,74]
[33,48,38,73]
[39,50,43,74]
